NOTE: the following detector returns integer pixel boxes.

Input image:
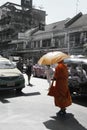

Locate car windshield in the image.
[0,60,16,69]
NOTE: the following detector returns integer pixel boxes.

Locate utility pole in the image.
[76,0,79,14]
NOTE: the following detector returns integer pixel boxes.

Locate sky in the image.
[0,0,87,24]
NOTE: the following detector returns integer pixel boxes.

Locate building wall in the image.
[21,22,87,63]
[0,2,46,58]
[0,4,87,63]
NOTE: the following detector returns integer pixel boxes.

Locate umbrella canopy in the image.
[38,51,70,65]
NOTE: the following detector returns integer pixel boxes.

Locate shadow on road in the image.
[72,95,87,107]
[44,113,87,130]
[0,90,41,104]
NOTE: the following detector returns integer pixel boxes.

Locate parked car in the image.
[33,64,47,78]
[0,56,25,92]
[64,57,87,95]
[33,64,56,79]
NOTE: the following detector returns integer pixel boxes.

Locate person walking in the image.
[48,60,72,116]
[45,65,54,87]
[26,59,33,86]
[17,57,23,73]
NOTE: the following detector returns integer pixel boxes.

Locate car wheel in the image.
[16,88,22,93]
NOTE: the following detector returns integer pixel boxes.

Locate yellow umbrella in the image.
[38,51,70,65]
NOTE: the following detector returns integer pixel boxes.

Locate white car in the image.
[0,56,25,92]
[65,57,87,95]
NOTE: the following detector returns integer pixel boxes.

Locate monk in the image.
[48,60,72,115]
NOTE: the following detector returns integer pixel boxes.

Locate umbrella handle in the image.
[51,77,56,80]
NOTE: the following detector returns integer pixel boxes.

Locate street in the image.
[0,74,87,130]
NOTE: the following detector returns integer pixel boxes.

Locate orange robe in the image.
[53,63,72,108]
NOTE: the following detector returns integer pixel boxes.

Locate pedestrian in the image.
[17,57,23,73]
[69,64,79,76]
[26,59,33,86]
[48,60,72,116]
[76,65,87,82]
[45,65,54,87]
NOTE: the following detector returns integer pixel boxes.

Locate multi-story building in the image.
[0,2,87,64]
[15,12,87,63]
[0,1,46,57]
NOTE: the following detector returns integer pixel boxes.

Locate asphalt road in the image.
[0,74,87,130]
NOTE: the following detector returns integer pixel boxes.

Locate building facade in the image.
[0,2,87,64]
[15,12,87,63]
[0,2,46,58]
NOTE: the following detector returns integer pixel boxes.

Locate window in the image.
[42,39,51,47]
[33,41,40,48]
[70,33,80,47]
[33,41,37,48]
[54,36,65,47]
[54,37,60,47]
